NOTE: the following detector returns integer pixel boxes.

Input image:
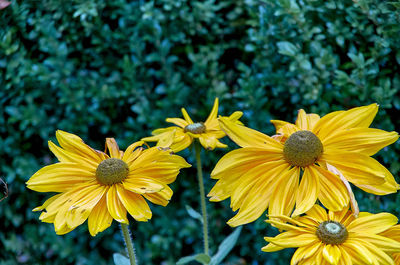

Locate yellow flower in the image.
[26,130,190,236]
[263,205,400,265]
[141,98,242,152]
[208,104,399,226]
[380,225,400,264]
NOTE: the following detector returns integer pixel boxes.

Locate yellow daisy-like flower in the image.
[262,205,400,265]
[380,225,400,264]
[141,98,242,152]
[208,104,399,226]
[26,130,190,236]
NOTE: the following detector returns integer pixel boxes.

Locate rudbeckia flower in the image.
[262,205,400,265]
[27,130,190,236]
[208,104,399,226]
[141,98,242,152]
[380,225,400,264]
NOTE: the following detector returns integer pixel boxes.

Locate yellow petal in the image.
[169,132,193,152]
[291,242,322,265]
[296,109,320,131]
[205,98,219,125]
[270,119,293,133]
[313,103,378,140]
[322,152,387,187]
[211,147,284,178]
[266,216,312,231]
[293,167,320,217]
[337,247,353,265]
[33,194,62,212]
[143,185,173,206]
[88,195,113,236]
[53,184,99,232]
[226,163,291,226]
[322,244,341,265]
[116,184,152,221]
[261,242,285,252]
[269,167,300,217]
[65,185,107,229]
[328,205,353,225]
[357,234,400,253]
[309,165,349,211]
[219,116,283,149]
[380,225,400,241]
[106,185,128,223]
[122,177,165,194]
[129,146,191,172]
[38,186,88,223]
[165,118,188,128]
[264,230,317,249]
[362,241,396,265]
[355,165,399,195]
[181,107,194,124]
[105,138,122,159]
[56,130,106,162]
[347,212,398,234]
[48,141,98,169]
[305,204,328,223]
[323,128,398,156]
[129,165,181,184]
[122,141,145,162]
[26,162,95,192]
[342,238,377,265]
[230,160,285,211]
[199,134,227,150]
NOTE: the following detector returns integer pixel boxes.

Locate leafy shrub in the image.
[1,0,399,264]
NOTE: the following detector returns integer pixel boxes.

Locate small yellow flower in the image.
[208,104,399,226]
[27,130,190,236]
[141,98,242,152]
[380,225,400,264]
[263,205,400,265]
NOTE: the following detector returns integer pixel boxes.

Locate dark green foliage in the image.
[1,0,400,264]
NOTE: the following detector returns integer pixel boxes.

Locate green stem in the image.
[194,142,209,257]
[120,223,138,265]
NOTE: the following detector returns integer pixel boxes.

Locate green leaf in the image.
[176,253,211,265]
[277,41,298,57]
[209,226,242,265]
[185,205,203,223]
[113,253,130,265]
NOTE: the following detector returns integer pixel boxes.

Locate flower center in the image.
[316,221,348,245]
[95,158,129,185]
[184,122,206,134]
[283,130,323,167]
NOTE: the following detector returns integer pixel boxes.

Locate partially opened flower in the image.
[27,130,190,236]
[380,225,400,264]
[262,205,400,265]
[141,98,242,152]
[208,104,399,226]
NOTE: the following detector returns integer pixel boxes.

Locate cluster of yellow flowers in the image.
[27,99,400,264]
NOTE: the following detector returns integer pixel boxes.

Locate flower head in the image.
[208,104,399,226]
[27,130,190,236]
[141,98,242,152]
[263,205,400,265]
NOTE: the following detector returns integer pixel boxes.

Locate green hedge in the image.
[1,0,399,264]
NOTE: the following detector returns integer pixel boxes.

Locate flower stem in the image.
[194,142,209,256]
[120,223,138,265]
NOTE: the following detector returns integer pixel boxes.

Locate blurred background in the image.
[1,0,400,264]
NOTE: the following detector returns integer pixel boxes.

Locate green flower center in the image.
[316,221,348,245]
[184,122,206,134]
[96,158,129,185]
[283,130,323,167]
